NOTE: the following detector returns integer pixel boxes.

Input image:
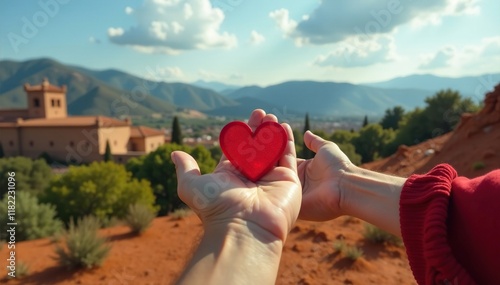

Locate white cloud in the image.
[108,0,237,54]
[270,0,480,45]
[479,37,500,58]
[198,69,243,81]
[249,30,265,45]
[125,6,134,15]
[108,27,124,37]
[418,37,500,70]
[145,65,185,81]
[419,47,456,69]
[269,9,297,35]
[314,35,397,68]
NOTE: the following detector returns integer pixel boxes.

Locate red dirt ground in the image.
[2,85,498,284]
[1,214,415,285]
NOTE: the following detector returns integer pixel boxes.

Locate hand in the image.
[172,109,302,242]
[297,131,405,236]
[297,131,354,221]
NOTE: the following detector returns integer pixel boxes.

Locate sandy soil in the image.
[1,214,416,285]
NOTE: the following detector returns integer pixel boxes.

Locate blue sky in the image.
[1,0,499,86]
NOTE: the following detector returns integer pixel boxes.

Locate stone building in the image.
[0,79,165,164]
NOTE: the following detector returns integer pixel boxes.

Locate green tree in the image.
[329,130,362,165]
[352,124,395,163]
[362,115,369,127]
[388,89,479,154]
[0,192,63,241]
[337,143,362,166]
[209,145,222,162]
[302,113,314,159]
[292,129,303,156]
[0,157,52,198]
[423,89,479,134]
[330,129,358,145]
[171,116,183,145]
[380,106,405,130]
[43,162,156,224]
[126,144,216,215]
[103,140,113,162]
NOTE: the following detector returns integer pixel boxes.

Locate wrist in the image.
[203,219,284,254]
[176,219,283,285]
[339,165,406,236]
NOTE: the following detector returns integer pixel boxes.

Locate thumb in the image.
[171,151,201,183]
[303,131,330,153]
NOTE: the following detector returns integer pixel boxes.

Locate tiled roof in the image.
[24,78,66,93]
[130,126,165,138]
[14,116,130,127]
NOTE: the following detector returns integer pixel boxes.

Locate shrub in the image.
[333,240,363,261]
[125,203,157,234]
[55,216,110,269]
[170,208,191,220]
[333,240,346,252]
[126,144,216,215]
[472,161,485,171]
[0,157,52,198]
[43,161,157,224]
[16,261,30,278]
[344,246,364,261]
[0,192,63,241]
[363,223,402,246]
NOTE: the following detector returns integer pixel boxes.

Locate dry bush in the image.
[363,223,402,246]
[344,246,364,261]
[16,261,30,278]
[472,161,485,171]
[124,203,157,235]
[333,240,364,261]
[170,208,191,220]
[54,216,111,269]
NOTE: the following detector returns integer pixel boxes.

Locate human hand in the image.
[297,131,354,221]
[172,110,301,243]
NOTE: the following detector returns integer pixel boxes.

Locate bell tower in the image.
[24,78,68,119]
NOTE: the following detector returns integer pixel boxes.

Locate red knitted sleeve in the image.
[400,164,500,285]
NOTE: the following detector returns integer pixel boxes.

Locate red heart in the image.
[219,121,288,182]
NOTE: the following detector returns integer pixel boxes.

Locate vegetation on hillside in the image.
[42,162,157,224]
[0,157,52,198]
[326,89,479,163]
[126,144,216,215]
[0,191,63,241]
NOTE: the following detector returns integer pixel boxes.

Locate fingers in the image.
[303,130,330,153]
[248,109,279,131]
[248,109,266,131]
[171,151,201,184]
[278,123,297,173]
[263,114,278,123]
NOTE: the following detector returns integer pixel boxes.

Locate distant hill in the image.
[0,58,237,116]
[191,80,241,93]
[225,81,433,116]
[364,73,500,101]
[2,58,498,118]
[207,96,301,118]
[71,66,238,111]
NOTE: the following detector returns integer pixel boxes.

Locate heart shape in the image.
[219,121,287,182]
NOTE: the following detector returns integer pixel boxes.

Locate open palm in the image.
[173,110,301,242]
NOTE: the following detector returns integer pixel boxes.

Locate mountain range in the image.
[0,58,498,118]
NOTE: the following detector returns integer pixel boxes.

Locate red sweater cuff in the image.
[400,164,476,285]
